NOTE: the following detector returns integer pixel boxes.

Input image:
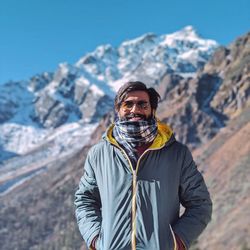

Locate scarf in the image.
[113,118,158,169]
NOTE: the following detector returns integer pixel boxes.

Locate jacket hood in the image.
[104,120,174,149]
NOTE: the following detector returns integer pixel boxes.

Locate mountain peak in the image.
[175,25,199,38]
[159,25,200,44]
[121,32,157,47]
[160,25,218,49]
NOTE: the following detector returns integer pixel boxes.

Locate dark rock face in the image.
[33,94,60,127]
[28,72,53,92]
[34,99,71,128]
[204,32,250,118]
[0,99,17,123]
[156,75,222,148]
[89,95,114,123]
[76,88,113,124]
[0,81,35,124]
[31,64,114,128]
[195,74,222,110]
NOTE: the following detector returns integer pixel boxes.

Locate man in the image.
[75,81,212,250]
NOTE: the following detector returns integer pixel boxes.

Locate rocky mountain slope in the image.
[0,26,217,164]
[0,29,249,250]
[194,105,250,250]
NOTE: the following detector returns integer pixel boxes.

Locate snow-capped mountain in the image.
[0,26,218,170]
[77,26,217,91]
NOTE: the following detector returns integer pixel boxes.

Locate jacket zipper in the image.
[109,143,137,250]
[111,142,166,250]
[131,169,137,250]
[131,145,166,250]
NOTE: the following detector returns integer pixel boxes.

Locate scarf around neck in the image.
[112,118,158,169]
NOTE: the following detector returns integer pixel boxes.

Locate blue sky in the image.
[0,0,249,84]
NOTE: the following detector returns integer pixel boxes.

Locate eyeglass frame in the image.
[119,100,151,111]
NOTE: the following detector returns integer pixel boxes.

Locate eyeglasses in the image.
[120,100,150,111]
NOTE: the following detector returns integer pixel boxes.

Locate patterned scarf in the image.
[113,118,158,169]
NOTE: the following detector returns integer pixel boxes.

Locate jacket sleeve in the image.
[173,146,212,249]
[74,148,101,248]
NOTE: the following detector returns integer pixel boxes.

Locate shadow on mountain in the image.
[0,167,46,194]
[0,148,19,165]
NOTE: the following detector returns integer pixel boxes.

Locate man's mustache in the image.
[125,113,147,120]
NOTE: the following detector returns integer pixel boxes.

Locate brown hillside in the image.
[193,106,250,250]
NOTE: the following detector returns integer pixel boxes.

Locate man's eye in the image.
[121,100,149,110]
[138,101,149,109]
[125,101,134,108]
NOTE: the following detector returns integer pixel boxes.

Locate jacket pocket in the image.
[169,224,177,250]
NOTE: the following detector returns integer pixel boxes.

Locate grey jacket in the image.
[75,121,212,250]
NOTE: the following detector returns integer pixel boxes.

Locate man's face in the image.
[117,91,153,121]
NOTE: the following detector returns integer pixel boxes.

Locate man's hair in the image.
[114,81,161,111]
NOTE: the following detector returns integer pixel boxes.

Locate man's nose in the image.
[130,103,141,113]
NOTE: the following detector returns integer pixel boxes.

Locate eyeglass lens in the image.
[121,101,149,110]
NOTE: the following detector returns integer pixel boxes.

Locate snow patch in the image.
[0,122,97,169]
[0,123,50,155]
[75,76,90,87]
[90,84,105,96]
